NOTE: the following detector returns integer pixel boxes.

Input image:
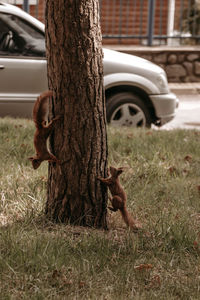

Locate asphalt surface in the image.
[160,83,200,130]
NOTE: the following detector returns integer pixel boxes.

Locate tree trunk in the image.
[45,0,108,228]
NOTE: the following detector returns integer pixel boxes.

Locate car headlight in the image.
[156,73,169,94]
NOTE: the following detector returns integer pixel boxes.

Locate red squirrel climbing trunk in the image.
[98,166,141,230]
[29,91,61,169]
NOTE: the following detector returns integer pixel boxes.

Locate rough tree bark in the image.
[45,0,108,228]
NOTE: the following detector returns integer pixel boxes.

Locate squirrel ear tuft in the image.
[32,159,41,169]
[117,167,124,176]
[117,170,123,175]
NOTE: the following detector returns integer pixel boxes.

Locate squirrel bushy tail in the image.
[33,90,53,128]
[120,207,138,229]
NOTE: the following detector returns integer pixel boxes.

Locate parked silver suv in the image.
[0,2,178,127]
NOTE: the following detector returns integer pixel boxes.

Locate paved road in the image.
[160,93,200,130]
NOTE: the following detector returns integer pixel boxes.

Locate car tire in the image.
[106,92,152,128]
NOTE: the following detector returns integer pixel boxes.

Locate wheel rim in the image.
[109,103,146,127]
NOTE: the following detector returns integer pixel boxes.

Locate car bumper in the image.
[150,92,179,126]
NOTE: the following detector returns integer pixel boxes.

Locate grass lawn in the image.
[0,117,200,299]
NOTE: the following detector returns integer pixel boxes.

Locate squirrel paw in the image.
[53,115,63,122]
[108,206,118,212]
[48,159,61,165]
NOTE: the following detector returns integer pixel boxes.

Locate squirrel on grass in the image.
[29,90,61,169]
[98,166,141,230]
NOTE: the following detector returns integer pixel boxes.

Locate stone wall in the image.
[105,46,200,83]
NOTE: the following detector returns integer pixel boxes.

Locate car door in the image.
[0,12,48,118]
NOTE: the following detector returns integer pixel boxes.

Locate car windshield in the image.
[0,12,45,56]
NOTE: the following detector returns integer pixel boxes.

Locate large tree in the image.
[45,0,108,228]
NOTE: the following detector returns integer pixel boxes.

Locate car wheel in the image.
[106,92,152,128]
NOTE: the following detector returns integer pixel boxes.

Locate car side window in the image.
[10,14,44,40]
[0,19,14,53]
[0,13,45,57]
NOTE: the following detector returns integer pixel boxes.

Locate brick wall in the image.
[16,0,45,22]
[14,0,170,45]
[100,0,168,44]
[173,0,193,31]
[29,0,45,21]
